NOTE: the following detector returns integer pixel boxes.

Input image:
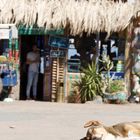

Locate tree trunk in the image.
[124,23,134,96]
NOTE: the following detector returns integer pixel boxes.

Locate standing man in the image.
[26,44,40,100]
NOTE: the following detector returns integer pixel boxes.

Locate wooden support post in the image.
[124,23,133,96]
[64,49,68,102]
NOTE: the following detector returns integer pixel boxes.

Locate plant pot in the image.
[103,92,127,104]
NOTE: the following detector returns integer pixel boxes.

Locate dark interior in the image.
[20,35,44,100]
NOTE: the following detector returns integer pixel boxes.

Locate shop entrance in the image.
[20,35,44,100]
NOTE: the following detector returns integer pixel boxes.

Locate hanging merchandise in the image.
[40,57,44,74]
[102,45,108,57]
[132,52,140,77]
[40,49,45,74]
[8,39,12,59]
[15,39,19,62]
[0,39,18,87]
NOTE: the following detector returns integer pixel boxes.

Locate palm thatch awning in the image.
[0,0,140,35]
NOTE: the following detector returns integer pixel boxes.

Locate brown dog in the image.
[81,120,140,140]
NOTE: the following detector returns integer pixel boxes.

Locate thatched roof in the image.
[0,0,140,35]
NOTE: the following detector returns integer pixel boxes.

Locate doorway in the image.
[20,35,44,100]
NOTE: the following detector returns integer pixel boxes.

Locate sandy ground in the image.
[0,101,139,140]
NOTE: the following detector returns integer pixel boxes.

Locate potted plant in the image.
[72,62,104,103]
[103,79,127,103]
[100,54,127,103]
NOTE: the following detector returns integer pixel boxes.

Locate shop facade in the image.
[0,0,139,102]
[18,26,70,101]
[0,23,139,102]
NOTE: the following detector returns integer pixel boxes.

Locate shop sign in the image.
[48,36,69,49]
[102,71,124,80]
[0,29,10,39]
[110,72,124,80]
[50,50,66,58]
[18,26,64,35]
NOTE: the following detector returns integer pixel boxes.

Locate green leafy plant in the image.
[72,62,104,102]
[106,80,125,93]
[67,91,81,103]
[100,55,114,92]
[100,55,125,94]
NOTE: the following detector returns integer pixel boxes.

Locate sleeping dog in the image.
[81,120,140,140]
